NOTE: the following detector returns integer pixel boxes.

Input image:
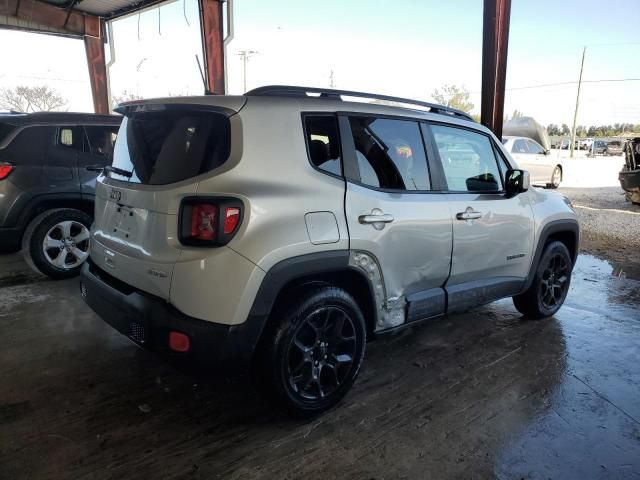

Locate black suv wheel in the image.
[513,241,572,318]
[22,208,92,279]
[258,286,366,417]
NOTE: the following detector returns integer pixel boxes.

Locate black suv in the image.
[0,112,121,278]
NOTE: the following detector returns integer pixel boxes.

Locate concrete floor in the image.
[0,252,639,480]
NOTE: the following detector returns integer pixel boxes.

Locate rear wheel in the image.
[22,208,92,279]
[513,241,572,318]
[257,286,366,417]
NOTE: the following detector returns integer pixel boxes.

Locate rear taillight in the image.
[190,204,218,240]
[179,197,243,246]
[0,163,13,180]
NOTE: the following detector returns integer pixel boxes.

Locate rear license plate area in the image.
[112,206,138,240]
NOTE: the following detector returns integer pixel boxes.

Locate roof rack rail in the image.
[245,85,475,122]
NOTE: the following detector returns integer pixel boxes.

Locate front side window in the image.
[348,117,430,191]
[84,125,119,157]
[431,125,503,192]
[304,115,342,177]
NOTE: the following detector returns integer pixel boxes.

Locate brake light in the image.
[179,197,243,246]
[224,207,240,234]
[0,163,13,180]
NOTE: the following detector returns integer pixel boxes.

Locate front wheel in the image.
[22,208,92,279]
[547,166,562,189]
[513,241,572,318]
[257,286,366,417]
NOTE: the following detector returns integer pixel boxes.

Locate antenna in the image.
[195,54,212,95]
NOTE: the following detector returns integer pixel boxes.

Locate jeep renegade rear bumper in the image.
[80,261,265,374]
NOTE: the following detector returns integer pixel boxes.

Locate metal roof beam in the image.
[0,0,101,36]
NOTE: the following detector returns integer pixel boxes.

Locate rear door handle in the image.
[359,208,395,229]
[456,208,482,221]
[359,214,395,224]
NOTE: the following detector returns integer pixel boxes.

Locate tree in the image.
[112,90,143,108]
[547,124,560,136]
[0,85,67,112]
[560,124,570,136]
[431,84,474,113]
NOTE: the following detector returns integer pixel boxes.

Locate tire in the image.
[546,166,562,189]
[22,208,92,279]
[513,241,572,319]
[256,286,366,417]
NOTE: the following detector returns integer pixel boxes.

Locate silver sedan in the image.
[502,136,563,188]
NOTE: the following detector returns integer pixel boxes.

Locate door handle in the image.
[359,208,395,228]
[359,213,395,224]
[456,208,483,221]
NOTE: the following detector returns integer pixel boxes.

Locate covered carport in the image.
[1,0,510,136]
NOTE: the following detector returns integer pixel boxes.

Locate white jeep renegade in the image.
[80,86,579,416]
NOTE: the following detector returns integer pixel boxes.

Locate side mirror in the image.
[505,169,530,197]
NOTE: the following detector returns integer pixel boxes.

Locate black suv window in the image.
[84,125,119,157]
[304,115,342,177]
[431,125,503,192]
[0,123,14,146]
[58,127,81,150]
[348,117,430,190]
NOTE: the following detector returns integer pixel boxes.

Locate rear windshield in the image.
[110,110,230,184]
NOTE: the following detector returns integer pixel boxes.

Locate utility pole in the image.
[237,49,258,93]
[570,46,586,158]
[329,69,335,88]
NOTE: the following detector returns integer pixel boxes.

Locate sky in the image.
[0,0,638,127]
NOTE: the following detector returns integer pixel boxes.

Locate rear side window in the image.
[111,111,230,185]
[6,126,55,163]
[512,139,529,153]
[526,139,545,154]
[348,117,430,191]
[304,115,342,177]
[431,125,503,192]
[0,123,15,146]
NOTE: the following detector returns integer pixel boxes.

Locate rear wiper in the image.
[103,165,133,178]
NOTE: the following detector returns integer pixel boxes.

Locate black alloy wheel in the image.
[257,286,366,417]
[513,241,572,318]
[285,306,357,401]
[539,252,570,311]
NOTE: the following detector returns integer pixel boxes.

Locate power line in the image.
[507,78,640,91]
[470,78,640,94]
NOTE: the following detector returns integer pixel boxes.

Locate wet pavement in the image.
[0,252,639,479]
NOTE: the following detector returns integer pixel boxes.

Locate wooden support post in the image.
[481,0,511,138]
[199,0,225,94]
[84,24,109,114]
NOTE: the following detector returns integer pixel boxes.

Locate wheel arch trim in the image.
[521,218,579,293]
[248,250,376,318]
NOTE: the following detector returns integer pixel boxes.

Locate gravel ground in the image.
[556,186,640,269]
